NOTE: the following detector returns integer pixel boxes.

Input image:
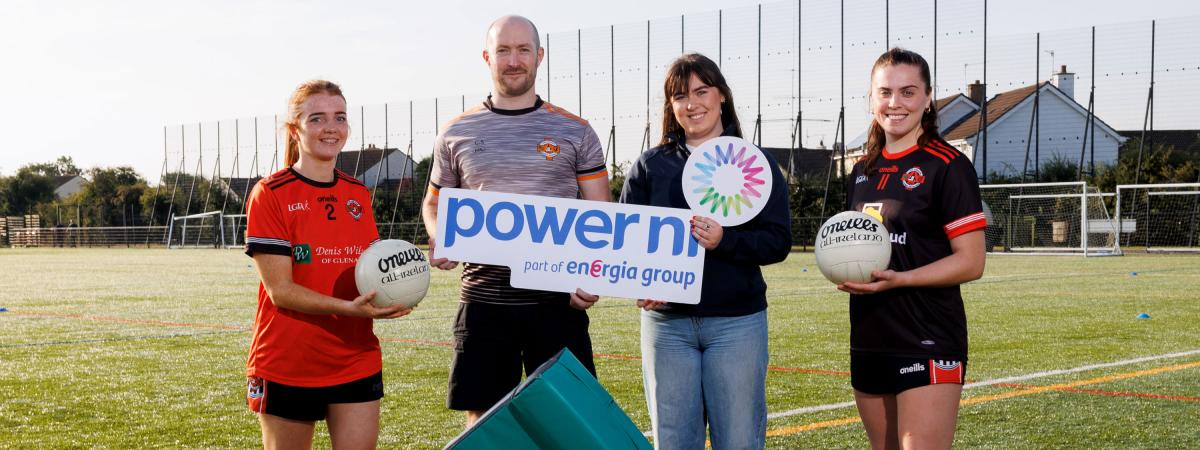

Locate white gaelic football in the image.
[814,211,892,284]
[355,239,431,308]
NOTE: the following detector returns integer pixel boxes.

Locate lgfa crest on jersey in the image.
[537,138,561,161]
[901,167,925,190]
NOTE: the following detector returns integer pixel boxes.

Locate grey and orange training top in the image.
[429,96,607,305]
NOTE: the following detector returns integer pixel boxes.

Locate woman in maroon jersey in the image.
[840,48,987,450]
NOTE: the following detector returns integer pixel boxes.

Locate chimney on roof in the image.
[967,80,986,105]
[1052,65,1074,99]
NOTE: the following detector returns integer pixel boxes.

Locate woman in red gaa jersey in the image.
[840,49,987,450]
[243,80,412,449]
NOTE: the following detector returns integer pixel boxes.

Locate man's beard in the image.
[495,70,536,97]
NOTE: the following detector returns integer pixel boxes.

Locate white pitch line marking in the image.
[765,349,1200,420]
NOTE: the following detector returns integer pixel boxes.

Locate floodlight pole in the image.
[1023,33,1040,182]
[642,20,651,153]
[271,115,279,172]
[839,0,846,181]
[981,0,988,183]
[353,106,365,177]
[578,29,583,116]
[755,4,763,148]
[608,25,617,168]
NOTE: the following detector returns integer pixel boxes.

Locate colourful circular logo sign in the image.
[681,136,773,227]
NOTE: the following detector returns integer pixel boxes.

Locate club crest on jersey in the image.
[855,175,869,184]
[346,199,363,220]
[247,377,264,399]
[537,138,561,161]
[901,167,925,190]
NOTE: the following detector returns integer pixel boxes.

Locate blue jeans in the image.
[641,309,768,450]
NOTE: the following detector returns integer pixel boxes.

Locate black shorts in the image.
[246,371,384,421]
[447,301,596,411]
[851,354,967,395]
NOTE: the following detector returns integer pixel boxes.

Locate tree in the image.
[1039,155,1081,183]
[789,173,845,219]
[24,156,81,177]
[354,155,431,241]
[0,168,56,217]
[68,167,148,226]
[609,161,630,201]
[140,172,225,225]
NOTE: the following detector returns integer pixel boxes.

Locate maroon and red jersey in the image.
[845,138,986,360]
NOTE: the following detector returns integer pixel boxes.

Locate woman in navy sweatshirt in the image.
[619,53,791,450]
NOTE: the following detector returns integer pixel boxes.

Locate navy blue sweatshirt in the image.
[619,129,791,317]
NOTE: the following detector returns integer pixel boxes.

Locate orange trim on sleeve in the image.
[427,185,440,196]
[542,103,590,126]
[576,170,609,182]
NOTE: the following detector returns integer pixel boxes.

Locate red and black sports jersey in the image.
[243,167,381,387]
[845,138,986,360]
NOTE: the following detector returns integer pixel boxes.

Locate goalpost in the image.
[1115,183,1200,253]
[167,211,246,248]
[980,182,1119,256]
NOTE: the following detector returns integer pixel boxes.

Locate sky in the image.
[1,0,1195,183]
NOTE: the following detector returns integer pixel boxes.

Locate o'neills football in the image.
[354,239,431,308]
[814,211,892,284]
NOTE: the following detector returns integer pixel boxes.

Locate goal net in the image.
[167,211,246,248]
[1115,183,1200,253]
[980,182,1119,256]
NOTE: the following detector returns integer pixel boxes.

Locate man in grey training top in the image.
[420,15,611,428]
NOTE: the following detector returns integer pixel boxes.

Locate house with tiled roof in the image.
[1116,130,1200,158]
[222,146,416,206]
[836,93,979,175]
[763,146,838,180]
[840,66,1125,178]
[845,93,980,151]
[51,175,85,199]
[333,145,416,189]
[943,67,1125,177]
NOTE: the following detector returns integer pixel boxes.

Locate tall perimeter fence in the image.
[12,0,1199,251]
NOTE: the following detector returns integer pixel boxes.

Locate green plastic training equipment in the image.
[444,349,652,450]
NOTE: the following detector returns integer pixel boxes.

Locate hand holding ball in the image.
[814,211,891,284]
[355,239,431,308]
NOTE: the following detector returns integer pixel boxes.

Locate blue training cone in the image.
[1130,272,1138,276]
[0,307,7,312]
[1136,313,1151,319]
[801,267,808,273]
